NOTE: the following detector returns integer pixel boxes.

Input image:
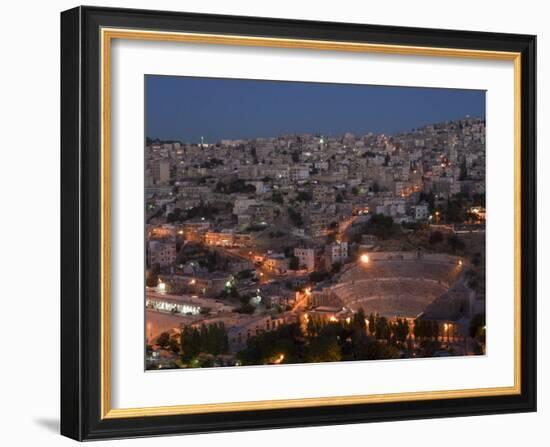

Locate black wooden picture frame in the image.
[61,6,536,441]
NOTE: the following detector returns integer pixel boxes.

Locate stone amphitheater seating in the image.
[333,278,448,318]
[331,259,466,319]
[341,260,462,288]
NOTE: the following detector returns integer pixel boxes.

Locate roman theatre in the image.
[312,252,475,321]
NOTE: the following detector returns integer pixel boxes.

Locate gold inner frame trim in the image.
[100,27,522,419]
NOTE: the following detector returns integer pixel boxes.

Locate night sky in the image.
[146,75,485,143]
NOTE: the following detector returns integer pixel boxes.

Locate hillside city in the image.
[145,116,487,369]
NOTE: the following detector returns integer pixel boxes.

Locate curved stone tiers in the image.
[330,257,467,319]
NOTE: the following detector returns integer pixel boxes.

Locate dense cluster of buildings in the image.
[145,116,486,367]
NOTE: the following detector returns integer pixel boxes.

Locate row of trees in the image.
[412,319,441,340]
[156,313,476,368]
[303,312,402,362]
[364,312,409,344]
[237,309,452,366]
[179,323,229,362]
[154,323,231,369]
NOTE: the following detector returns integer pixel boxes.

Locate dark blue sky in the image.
[146,75,485,143]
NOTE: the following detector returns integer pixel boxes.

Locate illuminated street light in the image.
[189,279,196,285]
[360,254,369,264]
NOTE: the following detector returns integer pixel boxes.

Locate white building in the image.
[264,253,290,274]
[289,165,310,181]
[411,203,430,220]
[325,241,348,268]
[152,159,170,185]
[294,247,316,271]
[375,198,406,217]
[233,198,257,216]
[148,240,176,267]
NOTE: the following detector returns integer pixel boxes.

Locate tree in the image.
[168,336,180,354]
[374,316,391,341]
[445,198,467,223]
[272,191,284,204]
[352,308,367,333]
[180,323,229,363]
[234,303,255,314]
[309,271,329,283]
[368,313,376,336]
[214,181,227,193]
[146,263,161,287]
[413,319,439,340]
[288,256,300,271]
[430,321,440,340]
[469,313,486,343]
[287,207,304,227]
[365,213,395,239]
[472,193,486,207]
[237,323,303,366]
[447,234,465,253]
[235,269,254,280]
[250,146,258,164]
[419,191,436,213]
[429,231,444,245]
[296,191,313,202]
[305,337,342,363]
[413,318,423,339]
[392,318,410,344]
[156,332,170,348]
[181,326,201,361]
[459,159,468,180]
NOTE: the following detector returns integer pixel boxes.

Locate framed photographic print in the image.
[60,6,536,441]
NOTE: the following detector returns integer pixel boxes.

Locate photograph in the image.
[144,76,487,370]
